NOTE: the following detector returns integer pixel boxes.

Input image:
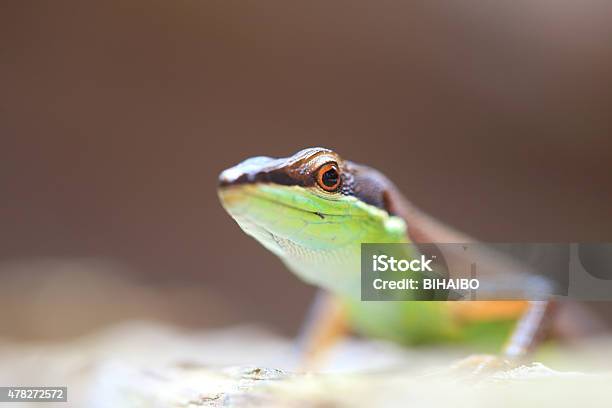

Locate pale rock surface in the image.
[0,322,610,407]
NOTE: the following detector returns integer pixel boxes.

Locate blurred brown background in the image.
[1,1,611,340]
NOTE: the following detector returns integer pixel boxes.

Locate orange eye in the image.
[316,163,341,192]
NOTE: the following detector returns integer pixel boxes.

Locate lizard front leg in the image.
[295,290,349,371]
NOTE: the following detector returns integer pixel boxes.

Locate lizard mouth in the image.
[218,184,334,220]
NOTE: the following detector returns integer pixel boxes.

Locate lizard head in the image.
[217,147,407,278]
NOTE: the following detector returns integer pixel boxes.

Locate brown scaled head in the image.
[218,147,400,215]
[218,147,348,193]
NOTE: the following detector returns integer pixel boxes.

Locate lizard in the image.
[217,147,553,368]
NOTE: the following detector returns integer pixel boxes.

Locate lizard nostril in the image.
[218,167,252,187]
[218,168,241,186]
[219,156,276,187]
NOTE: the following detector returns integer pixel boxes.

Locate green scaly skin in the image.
[220,183,407,296]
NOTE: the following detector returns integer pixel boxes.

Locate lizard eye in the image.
[316,162,341,192]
